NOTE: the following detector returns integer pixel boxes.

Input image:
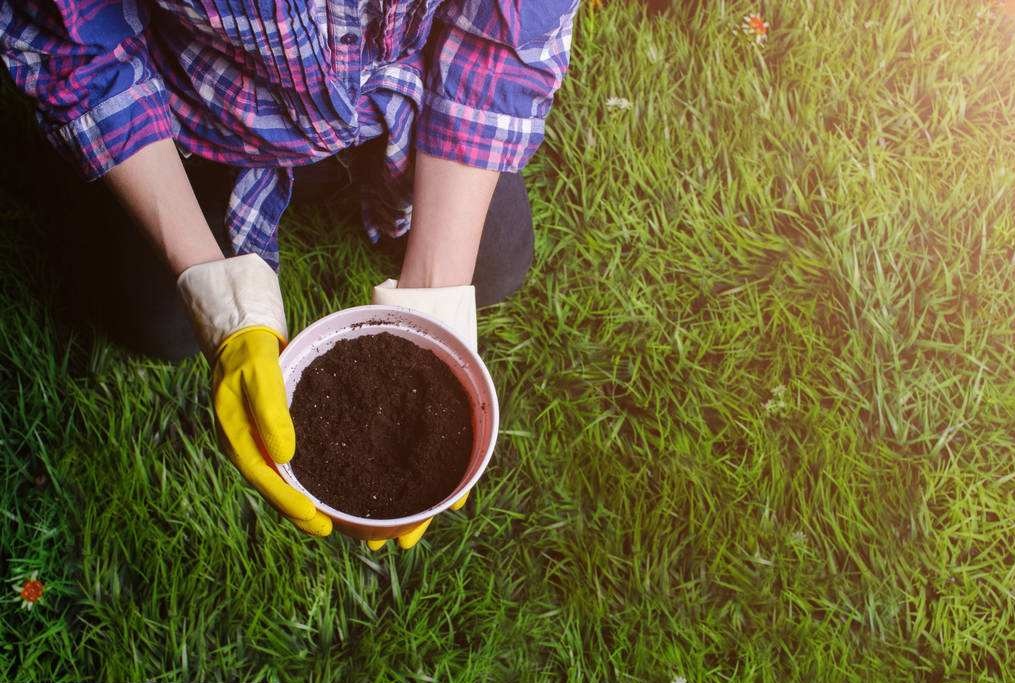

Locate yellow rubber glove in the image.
[213,327,332,536]
[364,492,469,551]
[368,279,477,550]
[178,254,331,537]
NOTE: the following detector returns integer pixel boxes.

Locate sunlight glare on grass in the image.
[3,1,1015,680]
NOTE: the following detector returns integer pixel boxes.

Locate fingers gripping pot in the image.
[275,305,499,542]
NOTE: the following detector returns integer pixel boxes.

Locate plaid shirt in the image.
[0,0,578,267]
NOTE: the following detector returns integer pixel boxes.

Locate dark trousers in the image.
[41,148,534,362]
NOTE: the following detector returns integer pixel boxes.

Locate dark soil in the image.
[289,332,473,518]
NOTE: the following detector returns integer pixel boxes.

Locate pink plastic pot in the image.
[275,305,499,540]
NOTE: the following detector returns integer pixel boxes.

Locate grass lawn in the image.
[4,1,1015,680]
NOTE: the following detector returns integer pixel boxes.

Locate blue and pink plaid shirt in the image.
[0,0,578,267]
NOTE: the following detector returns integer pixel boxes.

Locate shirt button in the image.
[340,33,359,45]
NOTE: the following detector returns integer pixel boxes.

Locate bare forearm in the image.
[104,139,224,277]
[398,152,499,288]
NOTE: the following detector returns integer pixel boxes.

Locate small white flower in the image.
[605,96,633,111]
[791,530,807,544]
[672,677,687,683]
[764,384,791,416]
[977,2,1001,19]
[645,43,664,64]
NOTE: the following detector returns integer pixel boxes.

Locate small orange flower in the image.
[14,571,44,610]
[742,13,770,45]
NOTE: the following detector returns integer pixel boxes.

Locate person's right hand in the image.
[178,254,332,537]
[367,279,478,550]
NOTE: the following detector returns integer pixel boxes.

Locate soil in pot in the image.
[289,332,473,518]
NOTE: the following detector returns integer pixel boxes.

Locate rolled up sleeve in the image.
[417,0,579,172]
[1,0,175,179]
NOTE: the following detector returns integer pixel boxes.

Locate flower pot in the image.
[275,304,499,540]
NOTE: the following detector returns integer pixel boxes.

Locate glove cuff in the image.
[371,279,477,352]
[177,254,288,361]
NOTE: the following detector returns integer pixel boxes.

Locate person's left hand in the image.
[368,279,477,549]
